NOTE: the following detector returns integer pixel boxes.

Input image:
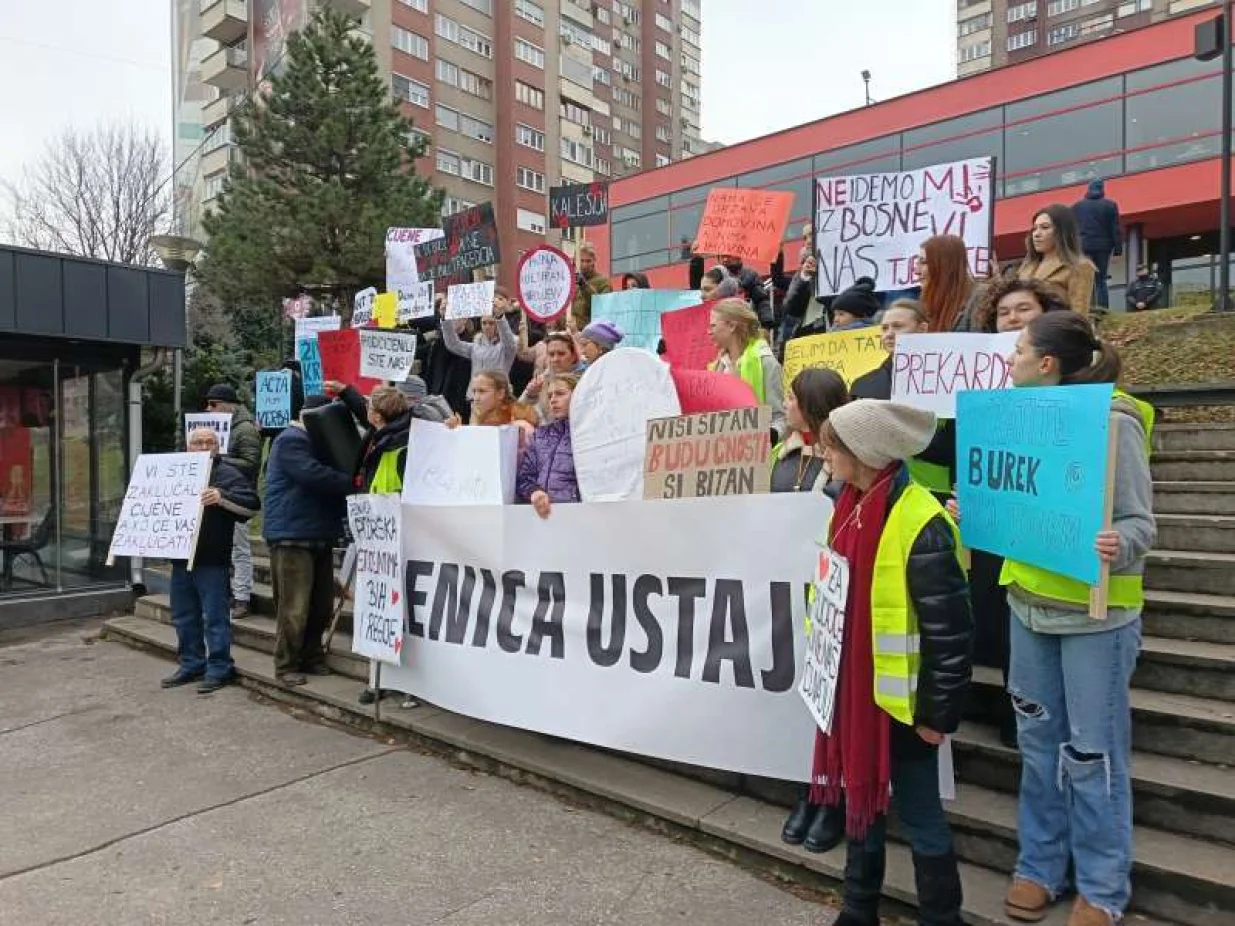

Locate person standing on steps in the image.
[162,427,260,695]
[570,242,613,330]
[1017,205,1096,316]
[1072,179,1122,310]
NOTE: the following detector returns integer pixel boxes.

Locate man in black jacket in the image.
[162,428,261,694]
[1126,264,1163,312]
[1072,179,1122,309]
[203,383,262,620]
[721,255,774,329]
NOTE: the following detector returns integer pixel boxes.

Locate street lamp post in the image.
[149,234,205,447]
[1196,4,1232,312]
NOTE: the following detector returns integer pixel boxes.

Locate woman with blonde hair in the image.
[1017,205,1095,315]
[708,297,786,439]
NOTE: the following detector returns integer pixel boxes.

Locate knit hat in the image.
[830,277,881,320]
[396,375,428,401]
[828,400,937,470]
[204,383,239,404]
[581,320,624,351]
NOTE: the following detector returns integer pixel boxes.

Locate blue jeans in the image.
[170,563,234,681]
[1086,249,1112,309]
[1008,603,1141,916]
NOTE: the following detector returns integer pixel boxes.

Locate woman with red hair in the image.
[916,235,986,332]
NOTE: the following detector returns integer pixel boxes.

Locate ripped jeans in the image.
[1008,600,1141,916]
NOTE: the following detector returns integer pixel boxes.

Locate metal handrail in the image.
[1125,383,1235,407]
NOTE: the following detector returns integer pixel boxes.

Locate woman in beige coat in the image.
[1016,204,1095,315]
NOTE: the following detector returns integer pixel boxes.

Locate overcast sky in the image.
[0,0,955,188]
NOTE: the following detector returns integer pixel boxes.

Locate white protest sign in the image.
[572,348,682,501]
[359,329,418,382]
[799,547,849,734]
[383,492,833,780]
[107,452,213,564]
[517,245,575,323]
[396,281,435,323]
[813,156,994,296]
[386,226,445,290]
[184,413,232,453]
[352,287,378,327]
[402,419,518,506]
[347,494,404,666]
[892,331,1018,418]
[293,314,341,340]
[444,280,495,320]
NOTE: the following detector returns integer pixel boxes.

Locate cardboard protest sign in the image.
[660,302,716,370]
[255,370,293,429]
[892,331,1018,418]
[107,452,212,564]
[643,406,772,500]
[352,287,378,328]
[359,329,417,382]
[956,383,1115,586]
[317,328,382,394]
[549,181,610,229]
[813,156,994,296]
[184,413,232,453]
[347,494,405,666]
[293,314,341,341]
[396,281,435,323]
[386,226,445,290]
[571,348,682,501]
[445,280,495,320]
[403,419,518,505]
[782,328,885,391]
[517,245,575,323]
[373,292,398,329]
[591,289,699,353]
[297,338,324,397]
[670,368,759,415]
[414,202,500,287]
[692,187,795,264]
[799,546,849,733]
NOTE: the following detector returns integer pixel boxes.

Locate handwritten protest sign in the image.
[517,245,575,323]
[107,452,212,564]
[373,292,398,329]
[693,187,795,264]
[352,287,378,327]
[549,181,609,229]
[396,281,435,323]
[403,419,518,505]
[255,370,292,429]
[347,494,404,666]
[296,338,323,396]
[184,413,231,453]
[294,314,341,341]
[414,202,500,287]
[956,383,1114,586]
[386,226,444,289]
[892,331,1017,418]
[445,280,496,320]
[813,156,994,296]
[591,290,699,352]
[572,348,682,501]
[643,407,771,500]
[359,329,417,382]
[670,368,759,414]
[660,302,716,370]
[782,328,885,391]
[318,328,382,394]
[799,547,849,733]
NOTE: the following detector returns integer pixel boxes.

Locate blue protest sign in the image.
[255,370,293,430]
[297,338,323,398]
[591,289,700,352]
[956,383,1114,586]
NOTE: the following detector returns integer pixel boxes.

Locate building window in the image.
[516,123,545,151]
[625,119,642,140]
[681,54,701,77]
[1048,23,1081,45]
[655,69,672,88]
[516,80,545,110]
[593,66,611,86]
[1007,2,1038,23]
[617,146,641,168]
[655,12,673,32]
[592,125,612,145]
[436,104,494,143]
[595,6,611,25]
[435,103,458,132]
[596,158,612,177]
[461,155,493,186]
[392,26,429,60]
[656,125,670,142]
[618,33,641,52]
[458,0,493,14]
[516,166,546,193]
[398,0,428,10]
[561,137,594,167]
[655,40,671,60]
[515,39,545,68]
[560,98,592,126]
[1117,0,1152,15]
[392,73,430,108]
[1047,0,1080,13]
[959,12,992,35]
[1081,13,1115,35]
[1007,29,1037,51]
[656,153,671,167]
[442,195,475,217]
[593,35,612,55]
[406,129,431,154]
[614,1,640,24]
[959,40,991,62]
[435,14,493,58]
[655,97,672,116]
[515,0,544,27]
[560,16,594,48]
[436,149,461,176]
[614,87,641,109]
[437,59,493,100]
[517,209,547,234]
[681,23,700,46]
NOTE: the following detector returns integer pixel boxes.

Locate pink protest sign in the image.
[671,368,759,415]
[660,302,716,371]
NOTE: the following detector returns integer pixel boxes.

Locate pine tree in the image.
[198,7,441,320]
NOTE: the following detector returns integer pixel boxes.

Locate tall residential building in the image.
[956,0,1218,75]
[172,0,705,277]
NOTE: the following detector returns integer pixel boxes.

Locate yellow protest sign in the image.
[373,292,398,329]
[783,328,886,390]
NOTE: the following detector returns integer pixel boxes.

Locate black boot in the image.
[834,838,885,926]
[913,849,964,926]
[781,787,815,845]
[803,803,845,854]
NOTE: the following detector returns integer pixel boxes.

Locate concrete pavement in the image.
[0,621,836,925]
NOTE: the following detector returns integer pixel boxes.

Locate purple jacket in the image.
[516,418,580,504]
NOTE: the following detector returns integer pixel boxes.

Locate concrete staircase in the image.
[106,423,1235,926]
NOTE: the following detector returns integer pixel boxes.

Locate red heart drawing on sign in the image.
[391,589,400,606]
[394,636,403,655]
[818,552,831,579]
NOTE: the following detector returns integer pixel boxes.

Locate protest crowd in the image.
[129,174,1157,926]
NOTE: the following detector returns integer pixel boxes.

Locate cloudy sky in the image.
[0,0,955,188]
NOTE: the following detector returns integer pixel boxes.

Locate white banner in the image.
[381,493,832,780]
[386,227,445,290]
[396,281,436,323]
[359,329,418,382]
[445,280,496,320]
[353,287,378,328]
[107,452,212,563]
[891,331,1018,418]
[813,156,994,296]
[293,314,341,340]
[402,419,518,506]
[184,413,232,453]
[347,494,404,666]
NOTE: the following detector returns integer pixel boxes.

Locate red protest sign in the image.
[692,188,795,264]
[517,245,576,323]
[671,368,759,415]
[660,302,716,371]
[318,329,382,394]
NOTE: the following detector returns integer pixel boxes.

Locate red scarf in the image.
[810,466,897,838]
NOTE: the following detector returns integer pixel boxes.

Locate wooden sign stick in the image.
[1089,412,1120,620]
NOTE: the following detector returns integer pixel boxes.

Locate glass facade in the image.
[609,56,1226,274]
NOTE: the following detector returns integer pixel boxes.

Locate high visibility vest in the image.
[907,456,951,495]
[370,449,404,494]
[737,340,766,404]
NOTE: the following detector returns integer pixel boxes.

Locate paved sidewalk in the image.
[0,622,835,925]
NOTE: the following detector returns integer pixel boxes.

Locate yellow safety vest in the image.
[370,449,404,494]
[736,339,766,404]
[907,456,951,495]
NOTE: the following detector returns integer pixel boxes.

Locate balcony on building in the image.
[200,0,247,45]
[201,43,248,91]
[201,92,233,131]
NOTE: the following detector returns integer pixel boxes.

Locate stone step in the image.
[1152,482,1235,516]
[1152,451,1235,483]
[1154,423,1235,453]
[1134,635,1235,702]
[1146,549,1235,598]
[1154,514,1235,555]
[101,613,1195,926]
[1143,589,1235,644]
